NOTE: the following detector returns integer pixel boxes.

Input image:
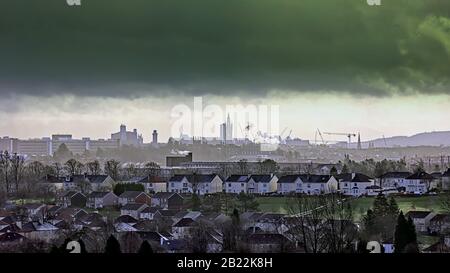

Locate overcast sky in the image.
[1,0,449,142]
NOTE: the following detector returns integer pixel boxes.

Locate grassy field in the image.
[257,195,445,220]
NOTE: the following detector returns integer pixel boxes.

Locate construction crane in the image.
[323,132,357,146]
[314,129,327,145]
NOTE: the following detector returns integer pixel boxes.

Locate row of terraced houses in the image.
[42,169,450,197]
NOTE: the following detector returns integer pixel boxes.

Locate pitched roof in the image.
[115,215,138,224]
[299,174,332,183]
[69,175,110,184]
[405,210,433,219]
[169,175,188,182]
[158,209,178,217]
[173,217,198,227]
[133,220,157,232]
[406,172,434,180]
[169,174,219,184]
[152,192,182,200]
[225,175,250,183]
[379,172,412,179]
[140,176,167,183]
[0,232,25,243]
[278,175,301,183]
[43,175,66,183]
[337,173,373,182]
[0,224,21,233]
[429,214,450,223]
[119,191,147,199]
[431,172,442,179]
[114,222,138,232]
[249,175,274,183]
[141,207,160,213]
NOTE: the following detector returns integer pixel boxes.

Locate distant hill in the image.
[360,131,450,148]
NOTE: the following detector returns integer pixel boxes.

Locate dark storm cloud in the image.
[0,0,449,98]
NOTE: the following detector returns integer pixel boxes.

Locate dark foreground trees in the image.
[105,235,121,254]
[286,193,357,253]
[394,211,418,253]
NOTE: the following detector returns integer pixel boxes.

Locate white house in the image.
[63,174,115,192]
[167,174,223,195]
[404,172,434,194]
[297,175,338,195]
[378,172,412,189]
[277,175,302,194]
[247,175,278,194]
[225,175,250,193]
[138,175,168,193]
[337,173,374,197]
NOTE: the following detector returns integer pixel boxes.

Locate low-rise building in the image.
[404,172,434,194]
[138,176,168,193]
[118,191,151,206]
[167,174,223,194]
[405,210,436,233]
[61,191,87,208]
[378,172,412,189]
[87,191,118,209]
[151,192,184,210]
[225,175,250,194]
[247,175,278,194]
[337,173,374,197]
[120,203,149,219]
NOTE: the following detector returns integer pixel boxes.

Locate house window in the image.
[183,183,188,187]
[344,183,348,187]
[307,184,311,188]
[148,183,153,187]
[171,182,175,187]
[263,184,267,187]
[241,183,245,187]
[228,183,231,187]
[354,183,357,187]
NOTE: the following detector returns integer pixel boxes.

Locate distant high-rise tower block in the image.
[357,133,362,150]
[152,130,158,145]
[226,114,233,141]
[220,123,227,144]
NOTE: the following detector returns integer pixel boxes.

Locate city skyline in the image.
[1,2,449,143]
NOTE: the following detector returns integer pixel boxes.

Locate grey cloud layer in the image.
[0,0,449,98]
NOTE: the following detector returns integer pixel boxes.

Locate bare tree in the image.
[145,161,160,176]
[10,153,25,193]
[52,162,63,178]
[286,195,327,253]
[286,193,356,253]
[65,159,78,176]
[238,159,248,175]
[86,160,101,175]
[75,161,85,175]
[104,160,120,180]
[0,151,11,194]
